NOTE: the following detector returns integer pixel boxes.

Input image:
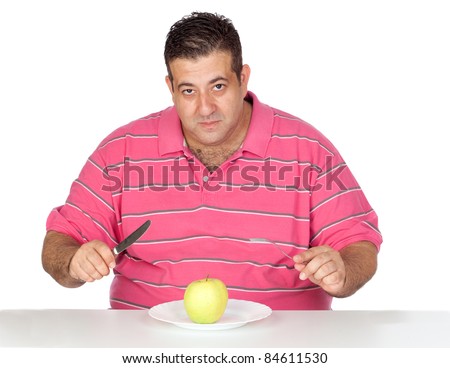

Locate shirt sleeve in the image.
[308,135,382,251]
[46,147,121,247]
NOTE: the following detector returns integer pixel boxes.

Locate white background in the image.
[1,0,449,311]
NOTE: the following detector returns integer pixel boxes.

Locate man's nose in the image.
[198,93,215,117]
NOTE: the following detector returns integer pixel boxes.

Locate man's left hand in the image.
[293,245,346,296]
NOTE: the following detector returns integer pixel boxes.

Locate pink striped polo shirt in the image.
[46,92,382,310]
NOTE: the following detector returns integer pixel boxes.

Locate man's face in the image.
[165,51,250,148]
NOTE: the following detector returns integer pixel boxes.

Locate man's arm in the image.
[42,231,85,288]
[336,241,378,297]
[42,231,116,288]
[293,241,378,298]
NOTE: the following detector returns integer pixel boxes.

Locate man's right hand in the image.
[42,231,115,288]
[68,240,116,283]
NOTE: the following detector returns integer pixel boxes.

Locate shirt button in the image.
[203,175,209,182]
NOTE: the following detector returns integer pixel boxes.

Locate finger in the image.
[84,251,111,279]
[311,260,338,282]
[294,262,307,273]
[308,274,321,285]
[293,246,329,264]
[68,241,113,282]
[88,240,116,269]
[298,252,330,280]
[77,257,104,281]
[69,260,95,283]
[321,272,342,286]
[86,241,116,273]
[95,245,116,269]
[70,248,108,281]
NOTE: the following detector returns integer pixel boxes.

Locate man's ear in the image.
[165,75,175,100]
[240,64,251,92]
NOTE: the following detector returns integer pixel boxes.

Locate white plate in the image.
[148,299,272,330]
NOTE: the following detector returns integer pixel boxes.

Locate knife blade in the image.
[113,220,151,255]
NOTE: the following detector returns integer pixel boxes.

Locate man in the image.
[42,12,382,310]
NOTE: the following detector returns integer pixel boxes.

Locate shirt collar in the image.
[242,91,273,158]
[158,91,274,158]
[158,106,185,156]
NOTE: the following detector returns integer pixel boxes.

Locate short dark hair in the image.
[164,12,243,83]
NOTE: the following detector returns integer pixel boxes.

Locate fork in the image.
[249,238,294,260]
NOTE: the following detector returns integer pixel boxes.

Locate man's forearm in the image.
[333,241,378,298]
[42,231,85,288]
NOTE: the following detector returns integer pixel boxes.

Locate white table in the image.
[1,309,449,348]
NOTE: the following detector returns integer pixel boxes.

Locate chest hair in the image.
[192,146,238,172]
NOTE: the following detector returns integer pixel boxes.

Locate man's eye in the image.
[182,89,194,95]
[213,84,224,91]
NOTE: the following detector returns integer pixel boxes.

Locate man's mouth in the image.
[199,120,220,128]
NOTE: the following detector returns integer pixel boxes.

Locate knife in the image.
[113,220,151,255]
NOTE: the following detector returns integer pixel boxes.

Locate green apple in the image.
[183,276,229,324]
